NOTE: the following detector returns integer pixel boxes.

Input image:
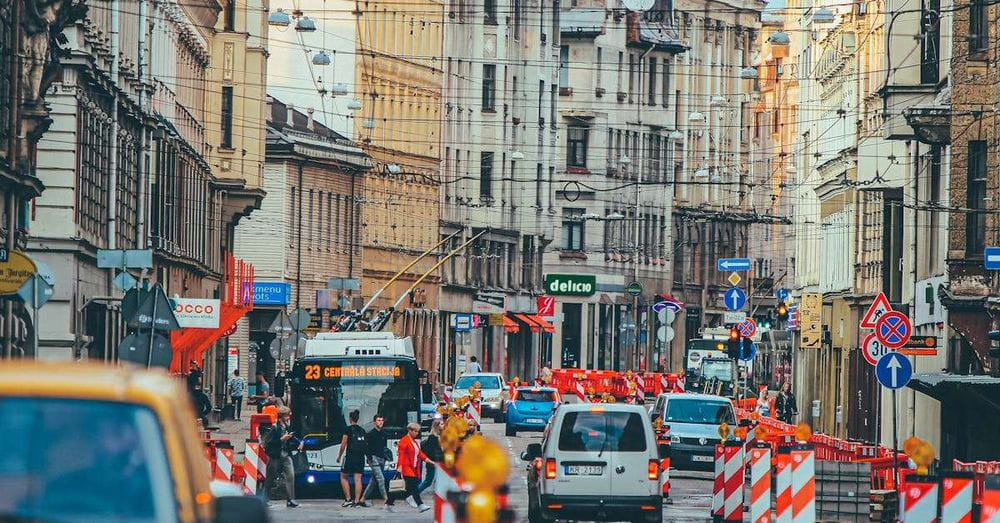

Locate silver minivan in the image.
[522,403,665,523]
[648,392,736,470]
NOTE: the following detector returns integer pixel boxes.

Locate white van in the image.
[521,403,665,523]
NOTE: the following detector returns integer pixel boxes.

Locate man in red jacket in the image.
[396,422,431,512]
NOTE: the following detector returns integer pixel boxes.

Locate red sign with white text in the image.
[537,295,556,317]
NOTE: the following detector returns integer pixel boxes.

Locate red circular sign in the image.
[861,332,892,366]
[738,317,757,338]
[875,311,912,349]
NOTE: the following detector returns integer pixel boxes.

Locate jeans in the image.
[231,396,243,420]
[363,456,389,501]
[264,454,296,501]
[404,476,423,506]
[417,462,436,493]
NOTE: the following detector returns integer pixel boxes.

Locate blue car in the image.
[505,386,559,436]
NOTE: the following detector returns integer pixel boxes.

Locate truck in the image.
[684,327,752,398]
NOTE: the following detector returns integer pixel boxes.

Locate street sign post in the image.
[875,311,912,349]
[738,317,757,338]
[626,281,643,297]
[876,353,912,390]
[861,332,892,366]
[723,287,747,311]
[985,247,1000,270]
[739,338,756,361]
[723,311,744,324]
[860,292,892,329]
[727,272,742,286]
[776,288,790,302]
[717,258,751,271]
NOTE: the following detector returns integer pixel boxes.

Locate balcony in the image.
[626,12,688,54]
[560,8,605,39]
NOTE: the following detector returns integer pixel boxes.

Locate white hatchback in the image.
[522,403,665,523]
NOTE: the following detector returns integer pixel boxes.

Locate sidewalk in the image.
[206,415,253,458]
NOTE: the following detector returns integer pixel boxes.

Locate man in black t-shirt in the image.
[337,410,368,507]
[363,415,393,507]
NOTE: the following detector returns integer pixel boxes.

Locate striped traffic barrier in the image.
[574,379,587,402]
[433,463,462,523]
[215,445,236,482]
[789,444,814,523]
[983,475,1000,523]
[243,439,268,495]
[775,447,792,523]
[712,443,724,519]
[635,374,645,403]
[722,440,745,522]
[939,470,974,523]
[749,442,772,523]
[901,473,939,523]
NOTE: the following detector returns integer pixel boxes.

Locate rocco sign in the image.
[173,298,221,328]
[544,274,596,296]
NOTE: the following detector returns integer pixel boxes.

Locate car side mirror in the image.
[658,443,671,459]
[214,495,269,523]
[522,442,542,461]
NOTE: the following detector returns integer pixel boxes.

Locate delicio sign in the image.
[544,274,596,296]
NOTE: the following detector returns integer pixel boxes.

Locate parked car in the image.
[522,403,665,523]
[451,373,507,421]
[648,392,736,470]
[505,386,560,436]
[0,361,268,523]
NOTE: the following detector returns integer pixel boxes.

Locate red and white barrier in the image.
[775,448,792,523]
[574,380,587,402]
[243,440,268,494]
[465,400,481,428]
[789,445,815,523]
[901,473,939,523]
[983,475,1000,523]
[635,375,645,402]
[722,441,745,522]
[712,444,724,519]
[940,471,974,523]
[215,446,236,481]
[674,374,685,392]
[749,443,772,523]
[433,463,461,523]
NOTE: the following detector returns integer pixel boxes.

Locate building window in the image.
[480,151,494,198]
[0,1,14,153]
[969,0,988,56]
[628,52,636,102]
[617,51,624,95]
[596,47,603,89]
[513,0,521,38]
[482,64,497,111]
[648,57,657,104]
[920,0,940,83]
[221,86,234,148]
[562,208,585,251]
[567,126,589,167]
[966,141,987,255]
[535,163,543,209]
[559,45,570,88]
[661,60,671,106]
[484,0,497,23]
[223,0,236,31]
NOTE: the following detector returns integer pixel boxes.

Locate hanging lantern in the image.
[295,16,317,32]
[311,51,331,66]
[267,8,291,27]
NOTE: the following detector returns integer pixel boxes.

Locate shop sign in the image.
[253,282,291,306]
[173,298,221,328]
[544,274,596,296]
[0,251,37,296]
[537,295,556,317]
[473,291,505,314]
[799,293,823,349]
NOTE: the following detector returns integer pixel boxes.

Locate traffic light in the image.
[776,302,789,321]
[727,327,741,359]
[989,330,1000,359]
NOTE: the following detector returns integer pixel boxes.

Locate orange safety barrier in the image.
[546,369,679,400]
[865,455,911,490]
[952,459,1000,507]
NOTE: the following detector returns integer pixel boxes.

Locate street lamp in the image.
[346,99,363,111]
[739,67,759,80]
[268,8,291,27]
[688,111,706,124]
[312,51,332,66]
[295,16,317,32]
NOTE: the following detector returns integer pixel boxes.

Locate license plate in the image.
[692,455,714,463]
[526,418,544,423]
[566,465,603,476]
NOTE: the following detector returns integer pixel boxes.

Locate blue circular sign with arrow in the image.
[875,352,912,390]
[723,287,747,311]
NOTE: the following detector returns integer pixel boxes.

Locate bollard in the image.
[722,441,745,522]
[775,447,792,523]
[789,444,815,523]
[749,442,772,523]
[939,470,974,523]
[901,472,939,523]
[712,443,725,520]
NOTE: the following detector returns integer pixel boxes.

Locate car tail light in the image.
[545,458,557,479]
[647,459,659,480]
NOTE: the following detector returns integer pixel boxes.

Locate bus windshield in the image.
[291,358,419,441]
[700,360,734,381]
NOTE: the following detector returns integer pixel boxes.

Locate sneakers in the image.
[355,501,370,508]
[418,504,431,512]
[341,500,354,508]
[287,500,300,508]
[405,496,418,508]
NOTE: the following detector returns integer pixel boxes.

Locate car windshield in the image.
[0,398,176,523]
[516,390,557,402]
[558,411,648,452]
[700,361,734,381]
[664,399,736,425]
[456,375,500,389]
[294,380,419,441]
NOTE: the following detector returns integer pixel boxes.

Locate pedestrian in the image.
[187,360,203,392]
[263,406,300,508]
[337,410,368,507]
[228,369,247,421]
[254,372,270,413]
[466,355,482,373]
[362,414,394,508]
[776,381,798,424]
[397,422,431,512]
[755,386,770,418]
[417,418,444,494]
[540,362,553,384]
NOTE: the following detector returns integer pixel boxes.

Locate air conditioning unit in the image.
[595,87,606,97]
[617,91,627,102]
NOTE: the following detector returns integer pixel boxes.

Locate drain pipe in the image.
[107,0,120,288]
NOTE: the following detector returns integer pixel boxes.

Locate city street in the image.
[267,420,717,522]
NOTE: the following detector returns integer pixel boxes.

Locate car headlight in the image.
[670,434,681,444]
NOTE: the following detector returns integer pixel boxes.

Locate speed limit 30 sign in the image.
[861,332,893,366]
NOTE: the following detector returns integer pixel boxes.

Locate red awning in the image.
[502,315,520,334]
[513,313,554,334]
[530,315,555,333]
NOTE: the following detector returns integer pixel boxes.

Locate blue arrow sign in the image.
[723,287,747,311]
[875,353,912,390]
[986,247,1000,270]
[776,288,790,302]
[717,258,752,271]
[739,339,756,361]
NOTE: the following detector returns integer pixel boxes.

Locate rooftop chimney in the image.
[307,107,315,131]
[286,103,295,127]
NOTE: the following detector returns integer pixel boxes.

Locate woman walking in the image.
[397,423,431,512]
[776,381,798,424]
[417,419,444,494]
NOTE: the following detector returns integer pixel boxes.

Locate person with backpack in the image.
[337,410,368,507]
[263,406,300,507]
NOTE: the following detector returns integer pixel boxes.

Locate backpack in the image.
[346,425,366,454]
